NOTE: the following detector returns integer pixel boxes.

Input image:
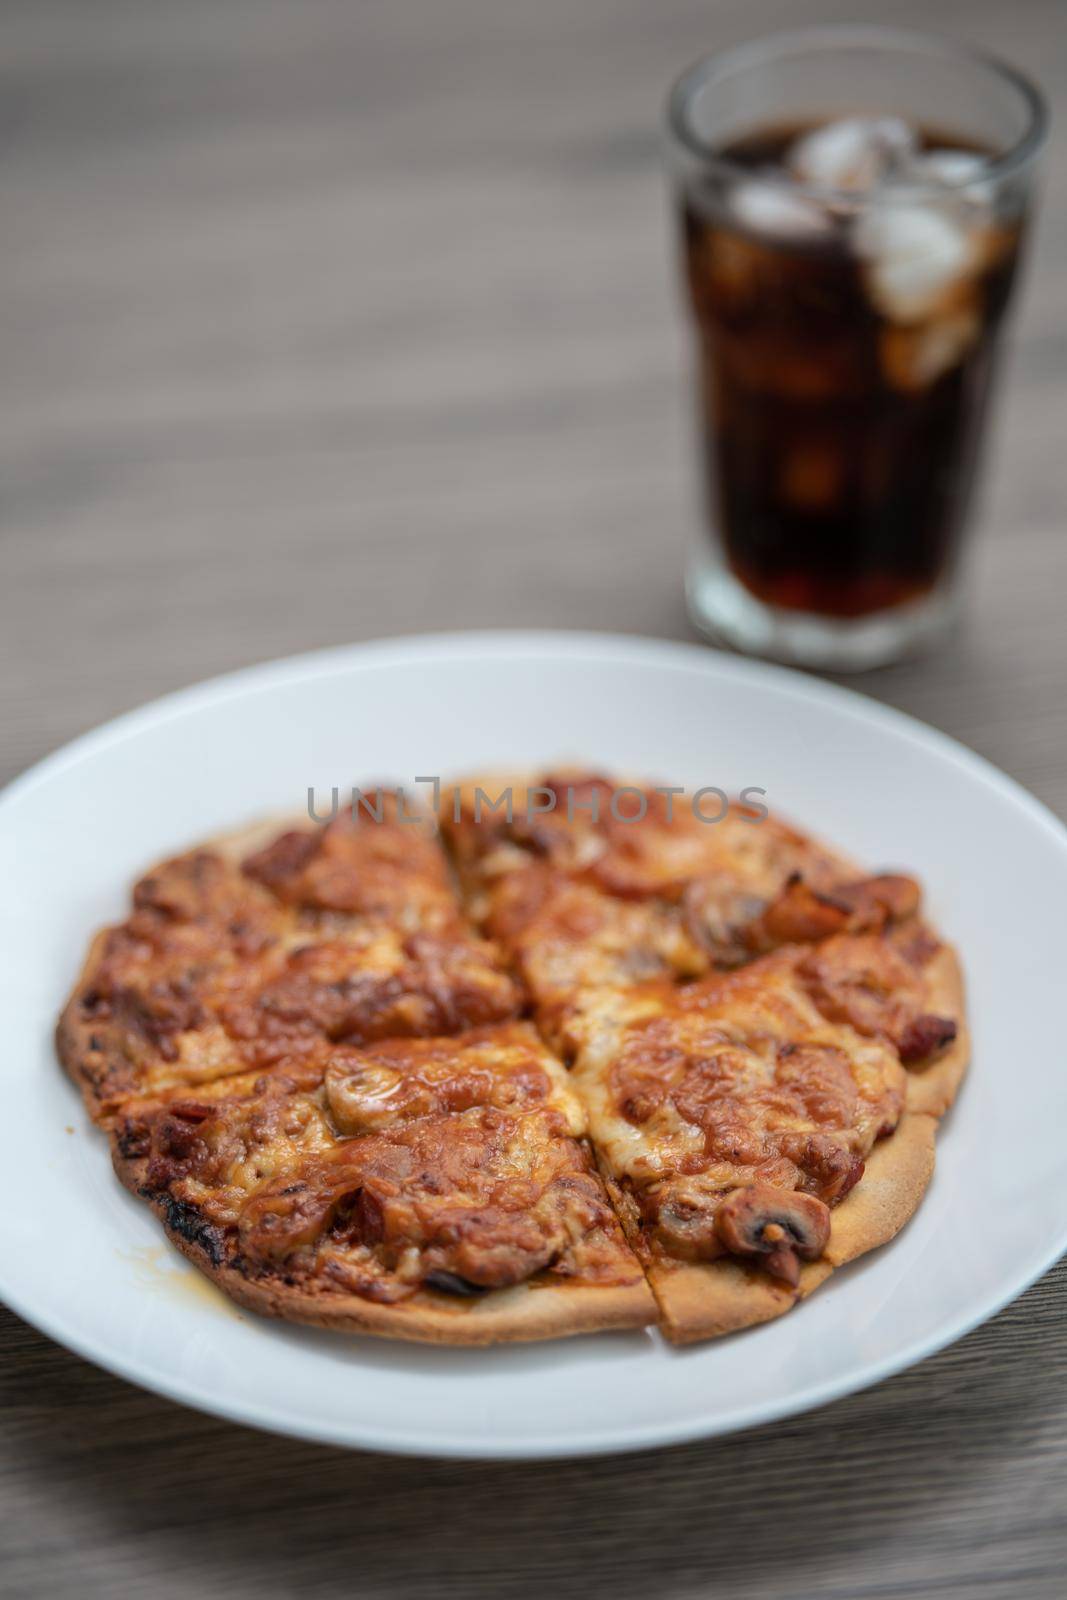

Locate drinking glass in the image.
[666,27,1046,669]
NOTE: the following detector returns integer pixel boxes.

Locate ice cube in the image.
[879,310,981,390]
[789,117,916,193]
[853,200,976,321]
[908,149,995,209]
[914,149,987,186]
[730,178,829,238]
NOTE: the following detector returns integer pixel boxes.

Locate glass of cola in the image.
[666,27,1046,668]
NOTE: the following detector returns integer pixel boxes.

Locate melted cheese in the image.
[569,953,905,1198]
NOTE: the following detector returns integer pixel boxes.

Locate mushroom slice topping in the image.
[652,1187,724,1262]
[324,1058,404,1135]
[682,880,770,967]
[714,1184,832,1287]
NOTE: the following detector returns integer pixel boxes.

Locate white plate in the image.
[2,630,1066,1460]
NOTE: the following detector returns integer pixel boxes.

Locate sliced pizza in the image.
[443,771,934,1048]
[568,928,964,1342]
[58,768,970,1347]
[59,800,520,1122]
[110,1021,655,1343]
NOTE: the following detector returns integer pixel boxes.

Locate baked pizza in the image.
[60,798,521,1122]
[58,771,967,1345]
[566,936,963,1341]
[109,1023,654,1342]
[445,773,855,1049]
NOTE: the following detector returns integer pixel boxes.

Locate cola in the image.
[681,121,1027,621]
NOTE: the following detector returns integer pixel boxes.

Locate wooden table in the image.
[3,1,1065,1594]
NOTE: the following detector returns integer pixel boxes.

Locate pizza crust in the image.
[905,944,970,1117]
[209,811,309,861]
[57,929,137,1125]
[195,1255,656,1346]
[822,1110,937,1265]
[649,1111,937,1344]
[648,1256,835,1345]
[109,1138,656,1345]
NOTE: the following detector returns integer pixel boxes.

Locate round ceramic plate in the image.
[2,631,1065,1460]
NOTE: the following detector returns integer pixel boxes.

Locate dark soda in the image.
[682,123,1025,619]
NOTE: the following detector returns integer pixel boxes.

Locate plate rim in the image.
[3,627,1066,1460]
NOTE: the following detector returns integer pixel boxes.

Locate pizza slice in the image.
[444,770,936,1047]
[568,929,965,1342]
[59,801,521,1122]
[110,1021,655,1343]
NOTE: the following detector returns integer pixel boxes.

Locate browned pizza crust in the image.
[823,1111,937,1266]
[650,1112,937,1344]
[109,1133,656,1345]
[648,1257,835,1344]
[57,928,127,1123]
[161,1239,654,1346]
[904,945,970,1117]
[218,1272,655,1346]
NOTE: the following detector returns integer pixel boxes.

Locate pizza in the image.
[108,1024,654,1342]
[60,798,522,1121]
[57,772,967,1345]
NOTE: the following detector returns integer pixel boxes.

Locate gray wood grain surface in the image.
[3,1,1065,1595]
